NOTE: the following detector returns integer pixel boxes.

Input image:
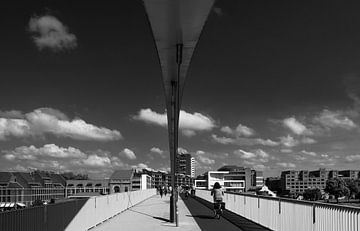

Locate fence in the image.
[195,189,360,231]
[0,189,156,231]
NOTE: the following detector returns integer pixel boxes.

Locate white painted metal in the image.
[65,189,156,231]
[196,189,360,231]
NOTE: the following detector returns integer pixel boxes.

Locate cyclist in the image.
[211,182,224,218]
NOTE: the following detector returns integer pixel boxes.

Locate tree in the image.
[325,178,350,203]
[303,188,322,201]
[32,199,44,207]
[344,179,360,200]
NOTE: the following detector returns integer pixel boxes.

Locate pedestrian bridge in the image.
[1,189,360,231]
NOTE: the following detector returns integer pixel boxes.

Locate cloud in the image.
[276,162,296,168]
[301,137,317,144]
[279,135,299,147]
[314,109,357,130]
[28,15,77,52]
[300,150,317,156]
[133,108,215,137]
[195,150,215,165]
[283,117,312,135]
[212,134,279,146]
[83,154,111,167]
[178,147,188,154]
[3,144,87,160]
[132,163,149,170]
[1,145,132,178]
[0,110,24,119]
[120,148,136,160]
[150,147,164,155]
[0,108,122,141]
[234,149,270,163]
[220,124,255,137]
[345,155,360,162]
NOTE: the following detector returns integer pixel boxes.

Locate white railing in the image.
[65,189,156,231]
[195,189,360,231]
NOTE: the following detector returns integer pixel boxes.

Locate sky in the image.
[1,0,360,178]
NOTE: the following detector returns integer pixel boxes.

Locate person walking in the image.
[159,186,163,198]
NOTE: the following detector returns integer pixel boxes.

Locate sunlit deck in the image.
[91,194,268,231]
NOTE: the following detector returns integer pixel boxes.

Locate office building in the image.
[194,165,263,192]
[176,153,195,177]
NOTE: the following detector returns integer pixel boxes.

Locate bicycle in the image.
[213,201,225,219]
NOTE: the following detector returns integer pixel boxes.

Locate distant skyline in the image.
[1,1,360,178]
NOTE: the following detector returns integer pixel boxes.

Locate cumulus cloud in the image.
[345,155,360,162]
[276,162,296,168]
[234,149,270,163]
[177,147,188,154]
[314,109,357,130]
[195,150,215,165]
[212,134,279,146]
[28,15,77,52]
[220,124,255,137]
[83,154,111,167]
[0,108,122,141]
[150,147,164,155]
[120,148,136,160]
[279,135,299,147]
[283,117,312,135]
[2,145,132,178]
[133,108,215,137]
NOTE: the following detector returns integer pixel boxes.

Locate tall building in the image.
[176,153,195,177]
[194,165,263,192]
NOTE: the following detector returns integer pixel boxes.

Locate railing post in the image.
[313,203,316,224]
[278,198,281,214]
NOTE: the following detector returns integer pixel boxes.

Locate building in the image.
[194,165,263,192]
[176,153,195,177]
[66,179,109,197]
[281,168,329,193]
[109,169,152,193]
[0,171,66,206]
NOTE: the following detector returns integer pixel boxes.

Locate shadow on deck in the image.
[181,194,272,231]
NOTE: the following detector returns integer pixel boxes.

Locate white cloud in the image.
[150,147,164,155]
[276,162,296,168]
[195,150,215,165]
[234,149,270,163]
[0,108,122,141]
[28,15,77,51]
[132,163,149,169]
[220,124,255,137]
[345,155,360,162]
[177,147,188,154]
[1,145,132,179]
[212,134,279,146]
[314,109,357,130]
[283,117,312,135]
[83,155,111,167]
[301,137,317,144]
[0,110,24,119]
[133,108,215,136]
[300,150,317,156]
[3,144,86,160]
[120,148,136,160]
[279,135,299,147]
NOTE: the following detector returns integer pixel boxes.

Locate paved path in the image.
[91,194,241,231]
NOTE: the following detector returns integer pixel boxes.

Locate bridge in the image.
[1,189,359,231]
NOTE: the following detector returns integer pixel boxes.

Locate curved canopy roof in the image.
[143,0,215,110]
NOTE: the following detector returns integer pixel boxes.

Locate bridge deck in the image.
[91,194,269,231]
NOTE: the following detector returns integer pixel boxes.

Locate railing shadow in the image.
[181,194,272,231]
